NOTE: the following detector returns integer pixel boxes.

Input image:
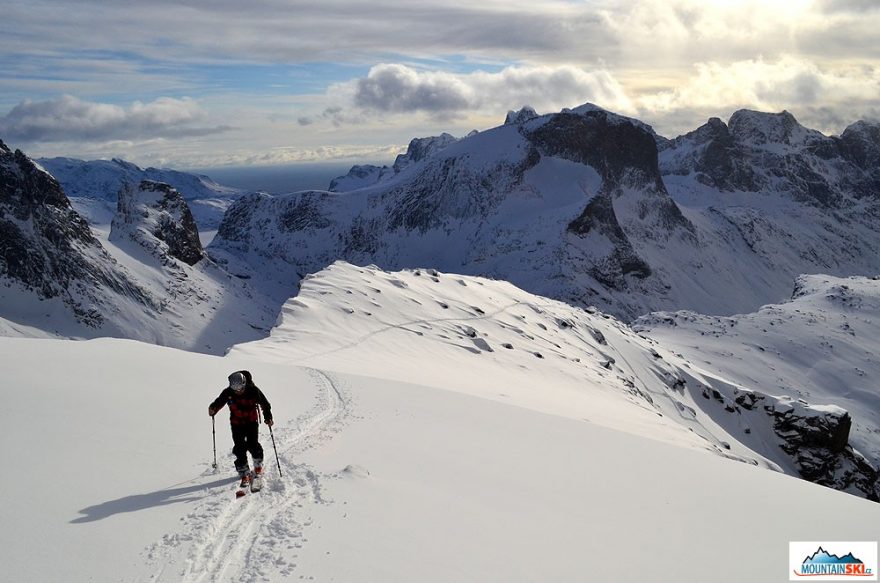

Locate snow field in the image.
[3,263,880,582]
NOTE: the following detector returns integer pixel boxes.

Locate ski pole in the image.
[268,423,282,478]
[211,415,218,470]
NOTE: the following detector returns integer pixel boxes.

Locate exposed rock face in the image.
[0,140,151,325]
[660,109,879,207]
[660,117,762,191]
[328,164,394,193]
[528,110,693,290]
[112,180,204,266]
[693,381,879,500]
[392,133,458,173]
[747,393,878,501]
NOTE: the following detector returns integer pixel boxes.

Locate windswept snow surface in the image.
[3,264,878,583]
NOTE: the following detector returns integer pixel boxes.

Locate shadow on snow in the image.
[71,476,233,524]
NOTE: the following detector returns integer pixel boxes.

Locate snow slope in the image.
[3,332,878,582]
[230,262,879,498]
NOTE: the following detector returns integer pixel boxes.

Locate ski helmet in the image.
[228,371,247,392]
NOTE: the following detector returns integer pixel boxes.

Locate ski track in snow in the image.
[144,368,349,583]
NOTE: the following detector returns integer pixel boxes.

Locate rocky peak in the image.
[728,109,809,146]
[504,106,539,126]
[392,133,458,173]
[1,142,91,233]
[526,109,693,291]
[660,115,764,191]
[332,133,459,191]
[841,120,880,169]
[113,180,203,266]
[526,109,666,191]
[660,109,872,205]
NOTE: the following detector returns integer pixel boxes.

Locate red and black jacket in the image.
[210,373,273,425]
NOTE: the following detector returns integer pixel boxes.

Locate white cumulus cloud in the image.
[322,63,635,121]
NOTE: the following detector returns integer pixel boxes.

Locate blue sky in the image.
[1,0,879,169]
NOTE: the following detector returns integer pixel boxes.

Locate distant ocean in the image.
[189,162,358,194]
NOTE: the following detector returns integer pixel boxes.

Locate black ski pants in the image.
[231,422,264,473]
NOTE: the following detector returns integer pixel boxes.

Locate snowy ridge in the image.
[328,132,459,193]
[230,261,878,499]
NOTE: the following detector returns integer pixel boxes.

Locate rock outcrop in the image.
[112,180,204,266]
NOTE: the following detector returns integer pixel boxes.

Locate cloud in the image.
[354,65,472,113]
[0,1,614,66]
[0,95,232,143]
[333,63,634,119]
[635,56,880,136]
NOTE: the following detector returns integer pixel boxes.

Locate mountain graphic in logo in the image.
[804,548,865,565]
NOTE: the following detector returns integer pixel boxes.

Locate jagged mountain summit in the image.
[660,109,880,204]
[0,139,276,352]
[211,103,880,321]
[211,104,697,320]
[38,156,242,228]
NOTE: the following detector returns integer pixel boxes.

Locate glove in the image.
[208,406,217,417]
[266,419,274,427]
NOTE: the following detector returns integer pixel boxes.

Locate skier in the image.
[208,370,274,489]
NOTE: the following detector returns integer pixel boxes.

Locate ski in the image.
[251,469,264,493]
[235,473,252,498]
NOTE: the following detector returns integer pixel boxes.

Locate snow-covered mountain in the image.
[658,110,880,312]
[0,139,276,352]
[38,156,242,229]
[0,138,155,331]
[211,104,880,322]
[211,104,698,319]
